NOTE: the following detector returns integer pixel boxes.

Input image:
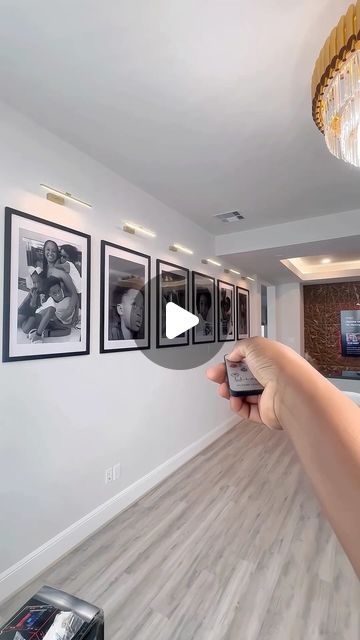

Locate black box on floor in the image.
[0,585,104,640]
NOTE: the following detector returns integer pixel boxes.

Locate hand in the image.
[29,289,38,307]
[206,337,309,430]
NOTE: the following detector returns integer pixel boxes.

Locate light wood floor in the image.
[1,422,359,639]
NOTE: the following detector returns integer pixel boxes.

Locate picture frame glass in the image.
[192,272,215,343]
[218,280,235,341]
[157,261,189,347]
[237,287,250,339]
[4,208,90,361]
[102,242,150,352]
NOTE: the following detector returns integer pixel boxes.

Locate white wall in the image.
[266,286,277,341]
[275,283,304,354]
[0,101,247,597]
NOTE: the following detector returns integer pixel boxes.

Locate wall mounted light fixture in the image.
[202,258,222,267]
[224,267,241,276]
[123,222,156,238]
[40,184,92,209]
[169,243,194,255]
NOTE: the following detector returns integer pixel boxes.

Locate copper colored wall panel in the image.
[303,282,360,375]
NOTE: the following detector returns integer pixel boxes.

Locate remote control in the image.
[224,356,264,397]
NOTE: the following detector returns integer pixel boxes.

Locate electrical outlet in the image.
[105,467,113,484]
[113,463,121,481]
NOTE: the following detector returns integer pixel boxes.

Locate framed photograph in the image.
[192,271,215,344]
[156,259,189,348]
[100,241,151,353]
[236,286,250,339]
[217,280,235,342]
[3,207,90,362]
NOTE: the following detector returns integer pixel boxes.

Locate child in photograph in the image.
[196,289,213,336]
[27,276,78,343]
[18,266,45,333]
[109,286,144,340]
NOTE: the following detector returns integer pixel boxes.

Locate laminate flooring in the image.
[1,422,359,639]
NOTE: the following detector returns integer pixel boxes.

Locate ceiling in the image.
[221,236,360,284]
[0,1,358,234]
[298,253,360,266]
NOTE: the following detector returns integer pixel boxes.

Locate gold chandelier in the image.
[312,2,360,167]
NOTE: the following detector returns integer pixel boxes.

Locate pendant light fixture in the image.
[312,2,360,167]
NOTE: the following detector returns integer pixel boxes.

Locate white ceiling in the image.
[221,236,360,284]
[0,0,358,234]
[298,253,360,266]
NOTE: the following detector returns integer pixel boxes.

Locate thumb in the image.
[227,338,252,361]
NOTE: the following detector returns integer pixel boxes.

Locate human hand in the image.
[206,337,309,430]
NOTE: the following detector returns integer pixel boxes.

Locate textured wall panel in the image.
[303,282,360,375]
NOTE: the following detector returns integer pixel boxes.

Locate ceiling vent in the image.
[214,211,244,223]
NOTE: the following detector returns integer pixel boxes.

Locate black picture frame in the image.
[156,259,190,348]
[192,271,216,344]
[3,207,91,362]
[100,240,151,353]
[236,286,250,340]
[217,279,235,342]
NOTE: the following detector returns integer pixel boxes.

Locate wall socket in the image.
[105,463,121,485]
[105,467,113,484]
[113,463,121,481]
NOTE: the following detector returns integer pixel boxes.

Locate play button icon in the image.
[166,302,199,339]
[135,272,224,370]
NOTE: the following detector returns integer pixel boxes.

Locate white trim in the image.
[0,415,240,604]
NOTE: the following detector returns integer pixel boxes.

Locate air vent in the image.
[214,211,244,223]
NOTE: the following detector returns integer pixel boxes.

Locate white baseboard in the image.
[0,415,239,604]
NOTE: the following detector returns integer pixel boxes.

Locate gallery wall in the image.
[304,281,360,375]
[0,100,254,598]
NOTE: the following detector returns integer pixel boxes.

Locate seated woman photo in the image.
[16,237,82,345]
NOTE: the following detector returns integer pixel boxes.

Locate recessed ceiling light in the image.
[230,269,241,275]
[321,258,331,264]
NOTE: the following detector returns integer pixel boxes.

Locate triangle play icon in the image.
[166,302,199,339]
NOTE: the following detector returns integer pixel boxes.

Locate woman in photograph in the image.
[36,239,80,338]
[43,240,80,297]
[109,285,144,340]
[59,244,82,296]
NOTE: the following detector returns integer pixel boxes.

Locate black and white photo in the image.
[236,286,250,339]
[217,279,235,342]
[192,271,215,344]
[156,259,189,348]
[100,241,150,353]
[3,207,90,362]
